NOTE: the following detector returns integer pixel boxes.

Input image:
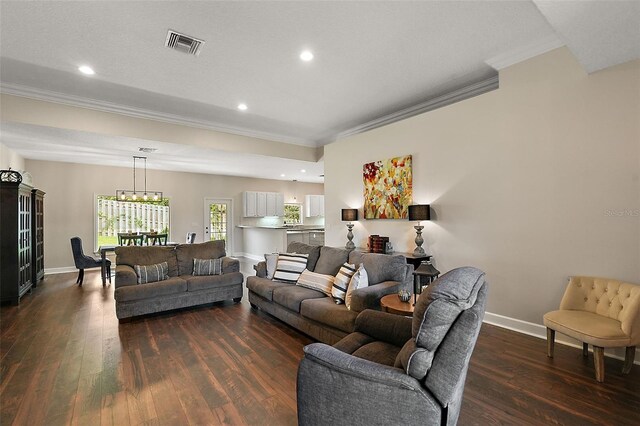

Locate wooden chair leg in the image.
[546,328,555,358]
[593,346,605,382]
[583,343,589,358]
[622,346,635,374]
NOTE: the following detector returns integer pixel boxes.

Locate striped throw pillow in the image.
[332,262,357,304]
[296,269,335,296]
[273,253,309,283]
[134,262,169,284]
[193,258,222,276]
[346,263,369,310]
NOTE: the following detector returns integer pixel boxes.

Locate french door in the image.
[204,198,233,253]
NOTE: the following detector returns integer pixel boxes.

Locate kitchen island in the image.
[238,225,324,260]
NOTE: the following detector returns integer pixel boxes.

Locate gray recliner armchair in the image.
[297,267,487,426]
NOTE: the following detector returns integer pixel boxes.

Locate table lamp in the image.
[408,204,430,256]
[341,208,358,249]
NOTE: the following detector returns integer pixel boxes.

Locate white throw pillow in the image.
[296,269,335,296]
[273,253,309,283]
[264,253,278,279]
[346,263,369,310]
[332,262,357,304]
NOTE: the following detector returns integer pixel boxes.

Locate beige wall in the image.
[26,159,323,268]
[0,142,25,170]
[324,48,640,329]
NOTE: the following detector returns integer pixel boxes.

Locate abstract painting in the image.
[363,155,412,219]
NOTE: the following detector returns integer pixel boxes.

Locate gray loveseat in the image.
[297,267,488,426]
[246,242,414,344]
[114,240,243,320]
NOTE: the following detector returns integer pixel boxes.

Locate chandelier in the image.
[116,156,163,202]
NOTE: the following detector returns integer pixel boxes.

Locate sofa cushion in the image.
[348,251,407,284]
[314,246,351,276]
[114,277,187,302]
[176,240,226,275]
[333,331,376,354]
[272,285,326,313]
[352,340,402,367]
[116,246,178,277]
[186,272,244,292]
[134,262,169,284]
[394,339,433,380]
[246,276,293,301]
[297,269,335,296]
[264,253,278,279]
[300,297,359,333]
[287,242,321,272]
[346,264,368,310]
[273,253,309,283]
[193,258,222,276]
[332,262,357,304]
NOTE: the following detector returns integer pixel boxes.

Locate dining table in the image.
[98,241,179,285]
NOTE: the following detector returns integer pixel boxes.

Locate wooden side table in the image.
[380,294,414,316]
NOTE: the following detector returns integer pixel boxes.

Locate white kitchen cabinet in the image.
[243,191,257,217]
[256,192,267,217]
[243,191,285,217]
[305,195,325,217]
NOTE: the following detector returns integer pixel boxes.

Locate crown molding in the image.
[485,34,564,71]
[331,75,499,143]
[0,83,314,147]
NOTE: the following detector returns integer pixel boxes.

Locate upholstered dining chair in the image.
[544,276,640,382]
[186,232,196,244]
[297,267,487,426]
[70,237,109,286]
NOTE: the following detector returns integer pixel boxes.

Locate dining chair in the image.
[147,233,168,245]
[70,237,109,286]
[120,234,144,246]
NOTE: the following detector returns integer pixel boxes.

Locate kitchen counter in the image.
[237,225,324,231]
[239,226,325,258]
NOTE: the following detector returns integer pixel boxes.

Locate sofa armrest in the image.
[354,310,413,348]
[253,261,267,278]
[221,257,240,274]
[349,280,407,312]
[297,343,436,425]
[115,264,137,288]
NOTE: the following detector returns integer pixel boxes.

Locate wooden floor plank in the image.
[1,261,639,425]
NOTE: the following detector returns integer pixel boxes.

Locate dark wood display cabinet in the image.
[0,170,45,305]
[31,188,45,285]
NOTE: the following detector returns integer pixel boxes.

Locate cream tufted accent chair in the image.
[543,276,640,382]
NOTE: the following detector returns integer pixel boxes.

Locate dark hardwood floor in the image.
[1,259,639,425]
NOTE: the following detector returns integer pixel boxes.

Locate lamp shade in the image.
[341,208,358,222]
[408,204,430,221]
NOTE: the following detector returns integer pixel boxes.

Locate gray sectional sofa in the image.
[246,242,414,344]
[114,240,243,320]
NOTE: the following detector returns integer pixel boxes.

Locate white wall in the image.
[0,142,25,170]
[25,159,323,269]
[324,48,640,331]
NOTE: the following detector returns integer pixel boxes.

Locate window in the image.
[95,195,170,248]
[284,203,303,225]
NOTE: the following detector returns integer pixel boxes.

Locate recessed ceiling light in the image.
[280,173,286,177]
[300,169,306,173]
[237,103,248,111]
[78,65,95,75]
[300,50,314,62]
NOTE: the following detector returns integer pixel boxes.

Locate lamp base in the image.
[413,225,425,257]
[345,223,355,250]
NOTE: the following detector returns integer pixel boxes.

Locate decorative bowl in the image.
[397,289,411,303]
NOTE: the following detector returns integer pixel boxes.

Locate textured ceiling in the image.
[1,1,638,181]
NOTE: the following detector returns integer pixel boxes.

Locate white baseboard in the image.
[44,266,77,275]
[233,252,262,261]
[484,311,640,365]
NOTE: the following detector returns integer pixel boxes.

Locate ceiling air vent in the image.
[165,30,205,56]
[139,147,158,153]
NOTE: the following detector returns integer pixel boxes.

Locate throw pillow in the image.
[192,258,222,276]
[273,253,309,283]
[331,262,357,304]
[134,262,169,284]
[345,263,368,310]
[264,253,278,279]
[296,269,335,296]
